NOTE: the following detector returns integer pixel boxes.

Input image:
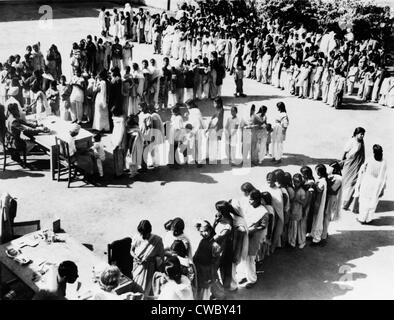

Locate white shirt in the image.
[244,204,268,229]
[157,275,194,300]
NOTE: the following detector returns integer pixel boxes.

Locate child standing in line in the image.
[275,170,291,246]
[265,123,273,158]
[58,75,71,121]
[257,191,275,261]
[193,220,222,300]
[311,164,328,245]
[169,67,177,108]
[225,106,244,165]
[104,11,111,37]
[346,62,359,95]
[362,65,375,102]
[92,133,106,178]
[234,57,246,98]
[300,166,316,238]
[180,123,196,165]
[184,61,194,102]
[288,174,307,248]
[46,81,60,116]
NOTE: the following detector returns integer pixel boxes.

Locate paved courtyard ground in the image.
[1,2,394,300]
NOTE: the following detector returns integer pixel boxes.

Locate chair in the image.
[54,137,82,188]
[107,237,133,279]
[12,220,41,239]
[1,131,27,171]
[52,219,62,233]
[114,280,144,300]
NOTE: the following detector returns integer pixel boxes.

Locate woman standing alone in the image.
[355,145,387,224]
[341,127,366,211]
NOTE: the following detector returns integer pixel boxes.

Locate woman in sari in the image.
[162,20,174,58]
[206,97,224,163]
[69,69,85,124]
[341,127,366,211]
[158,57,171,110]
[148,58,161,109]
[244,105,267,165]
[124,114,143,178]
[386,77,394,108]
[271,102,289,164]
[326,161,343,222]
[185,99,205,165]
[355,145,387,224]
[129,63,145,116]
[111,107,126,178]
[92,71,109,132]
[266,172,284,254]
[122,66,133,116]
[300,166,316,237]
[131,220,164,297]
[209,51,219,100]
[311,164,328,245]
[213,201,237,292]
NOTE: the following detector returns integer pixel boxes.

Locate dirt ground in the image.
[1,2,394,300]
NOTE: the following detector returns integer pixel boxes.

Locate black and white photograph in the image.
[0,0,393,305]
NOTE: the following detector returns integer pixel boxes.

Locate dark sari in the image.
[342,138,365,209]
[214,221,234,289]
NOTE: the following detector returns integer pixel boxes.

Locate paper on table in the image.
[17,238,40,248]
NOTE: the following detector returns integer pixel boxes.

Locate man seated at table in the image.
[93,265,144,300]
[65,123,96,180]
[5,103,49,164]
[44,260,79,299]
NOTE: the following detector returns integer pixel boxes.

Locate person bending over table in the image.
[66,123,96,179]
[5,102,49,164]
[41,260,79,299]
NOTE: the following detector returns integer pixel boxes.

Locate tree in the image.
[253,0,393,45]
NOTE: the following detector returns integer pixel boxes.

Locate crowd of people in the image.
[29,133,387,300]
[92,1,394,109]
[0,0,390,301]
[1,1,394,177]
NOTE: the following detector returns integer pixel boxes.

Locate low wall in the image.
[134,0,192,11]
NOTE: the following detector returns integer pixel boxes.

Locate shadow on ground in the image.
[0,2,115,23]
[0,168,45,180]
[281,153,339,167]
[227,230,394,300]
[340,96,381,111]
[376,200,394,214]
[0,2,167,24]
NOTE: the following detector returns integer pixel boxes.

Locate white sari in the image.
[355,158,387,223]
